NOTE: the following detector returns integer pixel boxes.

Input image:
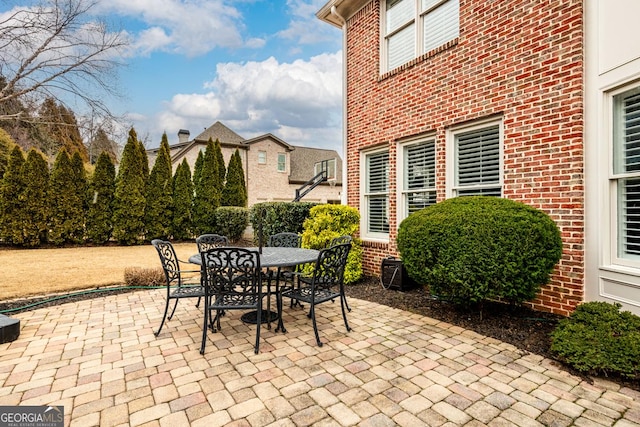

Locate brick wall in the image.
[345,0,584,316]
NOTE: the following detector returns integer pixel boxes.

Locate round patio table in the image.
[189,247,319,328]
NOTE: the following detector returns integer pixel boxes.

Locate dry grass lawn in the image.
[0,243,197,301]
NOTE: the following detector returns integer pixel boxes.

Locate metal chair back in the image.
[199,247,263,354]
[196,234,229,253]
[267,232,301,248]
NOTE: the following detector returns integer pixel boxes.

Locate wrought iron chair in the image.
[280,242,352,347]
[194,234,230,307]
[267,232,303,309]
[267,232,301,248]
[196,234,230,252]
[199,247,263,355]
[151,239,205,337]
[329,235,353,247]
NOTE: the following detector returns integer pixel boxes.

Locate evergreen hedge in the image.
[551,302,640,379]
[214,206,249,242]
[249,201,318,245]
[145,134,173,240]
[21,149,49,247]
[172,159,194,240]
[397,196,563,307]
[0,146,25,244]
[86,152,116,244]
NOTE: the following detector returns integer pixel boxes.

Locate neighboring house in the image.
[147,121,342,207]
[318,0,640,316]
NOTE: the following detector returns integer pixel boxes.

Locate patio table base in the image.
[241,310,279,325]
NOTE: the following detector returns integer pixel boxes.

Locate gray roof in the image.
[289,146,342,184]
[193,121,245,145]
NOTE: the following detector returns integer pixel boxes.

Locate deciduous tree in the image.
[0,0,128,128]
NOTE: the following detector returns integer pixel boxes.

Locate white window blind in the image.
[455,125,501,196]
[423,0,459,53]
[384,0,459,72]
[365,151,390,234]
[404,141,436,215]
[614,88,640,259]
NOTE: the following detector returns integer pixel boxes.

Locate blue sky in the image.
[5,0,344,152]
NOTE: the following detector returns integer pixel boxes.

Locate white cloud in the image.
[95,0,245,57]
[149,52,343,152]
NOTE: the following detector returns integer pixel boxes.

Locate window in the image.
[277,153,286,172]
[363,149,390,238]
[400,139,436,220]
[613,86,640,262]
[314,158,337,180]
[258,151,266,164]
[383,0,459,71]
[450,121,502,197]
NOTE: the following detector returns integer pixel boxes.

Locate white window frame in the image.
[609,84,640,269]
[446,118,503,198]
[397,136,437,222]
[361,148,390,241]
[381,0,460,72]
[277,153,286,172]
[258,151,266,164]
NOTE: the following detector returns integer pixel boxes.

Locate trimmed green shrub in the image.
[300,204,363,285]
[214,207,249,242]
[551,302,640,379]
[86,152,116,244]
[397,196,563,307]
[249,201,318,245]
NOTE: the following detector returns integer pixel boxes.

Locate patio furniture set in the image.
[151,233,353,355]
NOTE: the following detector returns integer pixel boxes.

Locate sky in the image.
[5,0,345,153]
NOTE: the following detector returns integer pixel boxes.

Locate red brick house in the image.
[317,0,640,316]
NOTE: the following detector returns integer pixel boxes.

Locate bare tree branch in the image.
[0,0,129,125]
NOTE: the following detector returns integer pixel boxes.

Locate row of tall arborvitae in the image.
[0,128,247,247]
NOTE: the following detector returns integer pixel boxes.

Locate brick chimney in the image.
[178,129,190,144]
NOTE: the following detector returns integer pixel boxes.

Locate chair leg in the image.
[167,299,179,320]
[155,298,171,336]
[195,296,202,308]
[340,294,352,332]
[200,304,209,355]
[310,304,323,347]
[255,307,261,354]
[342,294,352,313]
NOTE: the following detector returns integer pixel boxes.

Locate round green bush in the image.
[397,196,563,306]
[551,302,640,379]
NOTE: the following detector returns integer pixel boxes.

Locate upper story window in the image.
[612,86,640,264]
[399,138,436,221]
[277,153,286,172]
[448,120,502,197]
[362,149,390,239]
[314,158,337,180]
[258,151,266,164]
[383,0,460,72]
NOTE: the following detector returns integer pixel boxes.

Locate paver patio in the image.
[0,288,639,426]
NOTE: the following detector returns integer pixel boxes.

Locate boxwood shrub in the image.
[397,196,563,307]
[214,206,249,242]
[249,201,318,244]
[551,302,640,379]
[301,204,363,285]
